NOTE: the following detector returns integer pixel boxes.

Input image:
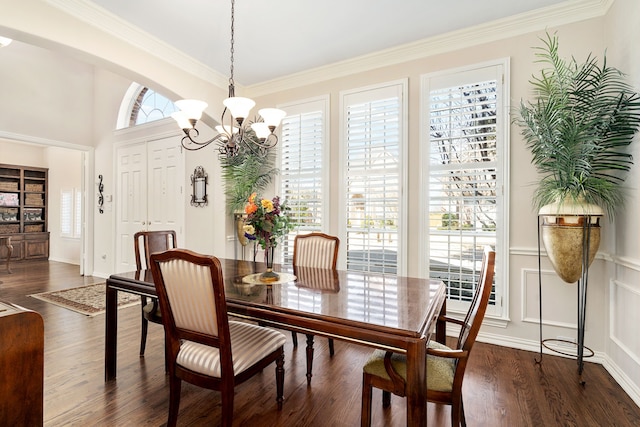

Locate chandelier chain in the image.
[229,0,235,86]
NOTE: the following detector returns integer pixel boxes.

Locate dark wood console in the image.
[0,301,44,425]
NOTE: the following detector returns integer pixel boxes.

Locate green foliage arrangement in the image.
[218,131,279,214]
[515,32,640,218]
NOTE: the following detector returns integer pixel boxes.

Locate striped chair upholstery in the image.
[293,233,339,269]
[134,230,177,358]
[150,249,286,427]
[291,232,340,385]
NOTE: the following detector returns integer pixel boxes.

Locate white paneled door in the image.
[115,137,184,272]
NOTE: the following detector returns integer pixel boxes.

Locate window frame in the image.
[338,79,408,275]
[419,59,510,321]
[276,95,331,263]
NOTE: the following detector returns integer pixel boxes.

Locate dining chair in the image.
[292,232,340,385]
[360,246,496,427]
[133,230,177,357]
[149,248,286,427]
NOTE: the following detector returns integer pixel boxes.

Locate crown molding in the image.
[44,0,613,98]
[246,0,614,97]
[44,0,229,91]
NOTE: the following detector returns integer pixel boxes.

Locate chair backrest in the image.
[456,246,496,353]
[134,230,177,270]
[294,266,340,293]
[149,249,233,371]
[293,232,340,269]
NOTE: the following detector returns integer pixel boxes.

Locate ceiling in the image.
[84,0,570,86]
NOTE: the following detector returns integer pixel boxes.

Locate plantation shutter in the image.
[74,189,82,238]
[60,190,72,237]
[342,82,404,274]
[424,64,504,314]
[279,98,327,263]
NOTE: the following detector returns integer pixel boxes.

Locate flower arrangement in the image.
[243,193,293,250]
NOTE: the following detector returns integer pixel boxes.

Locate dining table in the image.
[104,257,446,427]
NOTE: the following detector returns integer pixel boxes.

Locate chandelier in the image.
[171,0,285,157]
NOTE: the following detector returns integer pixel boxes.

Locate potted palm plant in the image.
[516,32,640,283]
[218,130,278,246]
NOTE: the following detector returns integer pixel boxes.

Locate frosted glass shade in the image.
[259,108,286,128]
[251,122,271,139]
[175,99,208,120]
[223,97,255,120]
[171,111,193,129]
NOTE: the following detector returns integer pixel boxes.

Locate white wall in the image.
[603,0,640,405]
[46,147,82,264]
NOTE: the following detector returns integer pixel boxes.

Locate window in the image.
[340,80,407,274]
[421,60,509,318]
[61,188,82,238]
[131,87,178,126]
[117,83,178,129]
[278,96,329,263]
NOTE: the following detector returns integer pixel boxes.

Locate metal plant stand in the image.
[534,214,595,385]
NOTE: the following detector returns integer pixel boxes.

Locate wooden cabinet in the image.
[0,301,44,425]
[0,163,49,262]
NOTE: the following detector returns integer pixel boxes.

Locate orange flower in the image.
[248,192,257,203]
[245,202,257,214]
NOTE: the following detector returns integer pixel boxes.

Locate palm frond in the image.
[514,32,640,218]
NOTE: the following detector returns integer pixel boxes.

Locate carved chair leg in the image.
[361,374,373,427]
[291,331,298,347]
[139,297,148,356]
[328,338,335,356]
[167,376,181,427]
[305,334,315,386]
[276,352,285,409]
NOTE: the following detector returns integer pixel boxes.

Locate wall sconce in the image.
[191,166,208,207]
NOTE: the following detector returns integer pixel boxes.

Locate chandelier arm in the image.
[180,130,230,151]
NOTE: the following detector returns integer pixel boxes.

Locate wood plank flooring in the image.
[0,260,639,426]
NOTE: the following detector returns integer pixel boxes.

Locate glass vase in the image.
[260,245,280,283]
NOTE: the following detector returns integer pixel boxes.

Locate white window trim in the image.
[419,59,510,322]
[276,94,331,233]
[338,79,408,274]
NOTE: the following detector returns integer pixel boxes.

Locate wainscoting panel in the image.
[522,268,577,329]
[610,279,640,365]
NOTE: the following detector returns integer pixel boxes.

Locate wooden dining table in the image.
[104,258,446,427]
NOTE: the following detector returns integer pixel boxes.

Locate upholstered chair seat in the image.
[177,321,286,377]
[363,341,456,394]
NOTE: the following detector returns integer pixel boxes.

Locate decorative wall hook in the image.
[98,174,104,214]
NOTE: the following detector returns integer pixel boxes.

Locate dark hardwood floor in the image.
[0,260,639,426]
